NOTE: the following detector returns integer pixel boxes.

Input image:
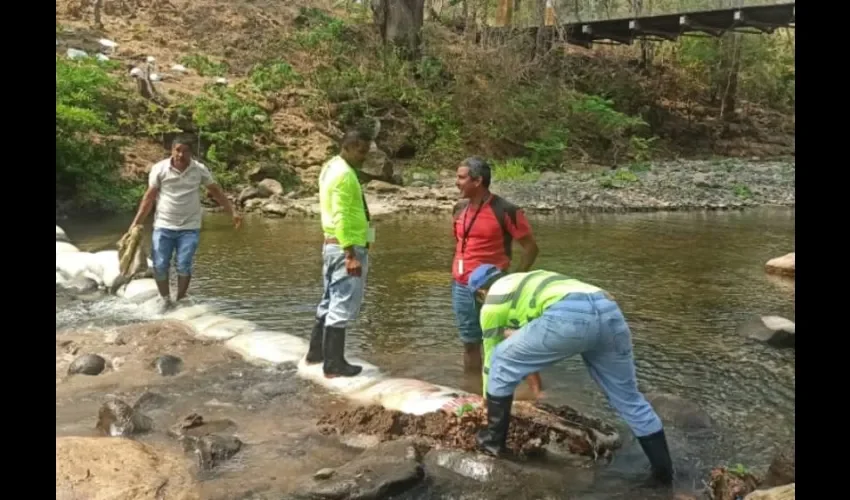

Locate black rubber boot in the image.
[637,429,674,486]
[305,317,325,364]
[322,326,362,378]
[476,393,514,457]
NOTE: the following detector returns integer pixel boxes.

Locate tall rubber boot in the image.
[305,317,325,364]
[637,429,674,486]
[475,393,514,457]
[322,326,362,378]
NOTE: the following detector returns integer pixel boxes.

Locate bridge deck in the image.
[484,2,795,48]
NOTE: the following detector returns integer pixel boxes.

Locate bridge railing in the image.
[503,0,789,27]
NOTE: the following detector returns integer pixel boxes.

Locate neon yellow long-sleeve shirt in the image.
[319,156,368,248]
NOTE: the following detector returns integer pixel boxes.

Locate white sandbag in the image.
[56,225,69,242]
[164,304,215,322]
[56,241,79,254]
[118,278,160,302]
[350,378,466,415]
[56,252,103,284]
[297,357,384,395]
[191,317,256,341]
[226,331,309,365]
[186,314,231,333]
[93,250,121,289]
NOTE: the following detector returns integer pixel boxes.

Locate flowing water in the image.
[56,208,795,498]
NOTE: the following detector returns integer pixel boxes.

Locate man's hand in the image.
[345,254,362,277]
[232,213,243,229]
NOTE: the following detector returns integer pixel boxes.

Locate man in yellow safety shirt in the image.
[468,264,674,486]
[304,128,374,378]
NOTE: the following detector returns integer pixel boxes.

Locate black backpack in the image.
[453,195,520,258]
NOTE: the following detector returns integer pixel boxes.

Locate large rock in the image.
[744,483,795,500]
[291,439,424,500]
[736,315,795,348]
[762,443,795,487]
[645,392,712,430]
[765,253,794,277]
[258,178,284,198]
[96,398,154,437]
[359,143,394,182]
[56,436,201,499]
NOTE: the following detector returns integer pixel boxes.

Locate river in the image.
[56,208,795,498]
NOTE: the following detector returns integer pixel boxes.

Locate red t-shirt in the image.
[452,197,532,285]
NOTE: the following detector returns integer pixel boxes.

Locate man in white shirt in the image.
[129,135,241,307]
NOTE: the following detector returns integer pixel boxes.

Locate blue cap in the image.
[467,264,505,294]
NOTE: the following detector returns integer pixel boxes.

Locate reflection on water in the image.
[60,207,795,490]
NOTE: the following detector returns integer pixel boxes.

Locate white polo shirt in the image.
[148,158,215,230]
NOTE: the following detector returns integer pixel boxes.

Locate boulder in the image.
[291,439,424,500]
[246,163,286,183]
[744,483,795,500]
[238,186,261,204]
[262,201,289,217]
[736,315,795,348]
[68,353,107,376]
[96,398,154,437]
[762,443,795,488]
[56,436,201,500]
[765,253,794,277]
[366,180,401,193]
[153,354,183,376]
[645,392,712,429]
[360,143,394,182]
[258,178,284,198]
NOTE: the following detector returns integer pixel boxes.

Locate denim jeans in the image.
[316,244,369,329]
[151,228,201,281]
[451,280,483,344]
[487,291,663,437]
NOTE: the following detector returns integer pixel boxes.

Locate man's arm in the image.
[507,210,539,272]
[201,166,240,228]
[130,166,161,227]
[330,173,358,256]
[206,183,235,217]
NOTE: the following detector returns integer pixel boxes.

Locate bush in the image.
[56,56,142,211]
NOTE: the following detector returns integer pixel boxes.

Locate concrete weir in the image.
[55,225,622,459]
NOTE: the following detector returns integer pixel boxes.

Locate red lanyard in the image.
[460,195,490,256]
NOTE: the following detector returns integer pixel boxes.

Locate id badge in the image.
[367,226,376,243]
[457,259,464,275]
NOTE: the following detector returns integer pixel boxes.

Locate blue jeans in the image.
[151,228,201,281]
[487,291,663,438]
[452,280,483,344]
[316,244,369,329]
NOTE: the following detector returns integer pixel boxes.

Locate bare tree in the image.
[371,0,426,57]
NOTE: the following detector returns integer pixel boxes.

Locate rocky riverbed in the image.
[231,158,795,219]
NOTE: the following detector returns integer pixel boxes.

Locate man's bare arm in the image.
[515,234,539,272]
[131,186,159,227]
[206,184,235,216]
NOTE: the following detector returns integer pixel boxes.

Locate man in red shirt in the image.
[452,157,540,380]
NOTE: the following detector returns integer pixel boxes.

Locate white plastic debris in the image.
[214,77,228,85]
[129,67,143,77]
[146,56,156,63]
[149,73,161,82]
[55,39,59,46]
[98,38,118,50]
[170,64,187,73]
[95,54,110,61]
[66,48,88,59]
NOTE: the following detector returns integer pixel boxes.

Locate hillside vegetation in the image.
[55,0,795,213]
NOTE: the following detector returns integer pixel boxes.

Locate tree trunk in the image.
[371,0,426,58]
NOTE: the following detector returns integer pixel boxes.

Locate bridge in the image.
[482,0,795,48]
